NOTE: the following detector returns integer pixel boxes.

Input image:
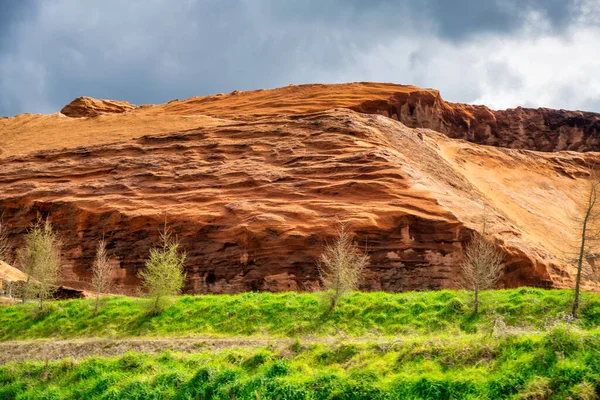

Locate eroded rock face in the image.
[351,90,600,152]
[137,82,600,152]
[0,106,596,294]
[0,83,599,294]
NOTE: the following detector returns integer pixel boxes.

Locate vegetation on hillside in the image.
[1,322,600,399]
[17,218,61,311]
[1,288,600,341]
[2,216,600,398]
[318,223,368,311]
[138,227,187,314]
[458,232,503,313]
[569,166,600,318]
[91,239,113,316]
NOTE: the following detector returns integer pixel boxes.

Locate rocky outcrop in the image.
[351,90,600,152]
[0,260,88,299]
[60,96,137,118]
[0,105,596,294]
[1,83,599,294]
[5,83,600,157]
[108,82,600,152]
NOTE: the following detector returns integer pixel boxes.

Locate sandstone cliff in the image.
[0,83,599,294]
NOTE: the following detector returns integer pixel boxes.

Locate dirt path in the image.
[0,331,530,364]
[0,335,440,364]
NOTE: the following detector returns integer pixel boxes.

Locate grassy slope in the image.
[2,288,600,340]
[2,288,600,399]
[2,328,600,400]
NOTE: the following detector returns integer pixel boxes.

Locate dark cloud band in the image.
[0,0,597,116]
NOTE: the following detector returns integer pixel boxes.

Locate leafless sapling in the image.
[91,238,113,316]
[318,223,369,311]
[458,231,503,313]
[567,166,600,318]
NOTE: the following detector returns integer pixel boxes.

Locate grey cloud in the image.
[0,0,36,52]
[260,0,575,41]
[425,0,574,40]
[580,98,600,113]
[484,61,523,91]
[1,0,384,115]
[0,0,597,116]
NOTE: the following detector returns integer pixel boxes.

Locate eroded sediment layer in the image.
[1,103,596,293]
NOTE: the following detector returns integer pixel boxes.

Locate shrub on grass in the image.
[91,238,113,316]
[138,226,186,315]
[318,223,369,311]
[517,377,552,399]
[457,232,503,314]
[17,217,61,312]
[265,359,291,378]
[242,350,272,370]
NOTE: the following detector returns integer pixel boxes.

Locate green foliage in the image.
[0,289,599,397]
[2,330,600,399]
[17,217,61,311]
[2,289,600,341]
[138,228,186,314]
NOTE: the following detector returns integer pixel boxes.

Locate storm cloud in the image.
[0,0,599,116]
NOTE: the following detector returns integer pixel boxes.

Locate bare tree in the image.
[138,226,186,314]
[318,223,369,310]
[91,239,113,316]
[458,231,503,314]
[17,217,61,311]
[567,166,600,318]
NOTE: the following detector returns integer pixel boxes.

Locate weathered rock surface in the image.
[144,83,600,152]
[0,260,89,299]
[60,97,137,118]
[0,83,599,294]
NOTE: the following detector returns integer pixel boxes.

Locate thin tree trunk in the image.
[22,275,30,304]
[329,271,341,311]
[154,295,160,313]
[573,241,586,318]
[474,287,479,314]
[94,294,100,317]
[573,208,590,318]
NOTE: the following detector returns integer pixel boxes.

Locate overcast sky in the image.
[1,0,599,117]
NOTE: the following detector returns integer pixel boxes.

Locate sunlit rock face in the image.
[1,83,599,294]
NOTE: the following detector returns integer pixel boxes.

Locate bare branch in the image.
[91,238,114,316]
[318,222,369,310]
[569,162,600,317]
[456,208,503,314]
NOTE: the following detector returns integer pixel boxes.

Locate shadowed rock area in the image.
[0,83,599,294]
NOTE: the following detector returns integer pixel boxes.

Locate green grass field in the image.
[2,288,600,340]
[2,288,600,399]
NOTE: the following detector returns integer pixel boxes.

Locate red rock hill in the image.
[1,82,599,294]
